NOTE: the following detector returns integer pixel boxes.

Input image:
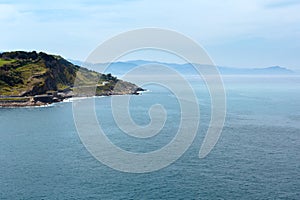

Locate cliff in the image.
[0,51,143,106]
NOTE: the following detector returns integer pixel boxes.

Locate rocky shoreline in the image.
[0,88,144,108]
[0,101,47,107]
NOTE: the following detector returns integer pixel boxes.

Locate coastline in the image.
[0,51,145,108]
[0,90,146,108]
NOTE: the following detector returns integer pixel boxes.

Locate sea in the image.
[1,75,300,199]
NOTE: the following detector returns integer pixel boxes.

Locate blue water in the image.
[1,75,300,199]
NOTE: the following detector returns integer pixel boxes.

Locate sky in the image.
[0,0,300,69]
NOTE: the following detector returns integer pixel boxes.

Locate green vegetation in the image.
[0,58,16,67]
[0,51,143,97]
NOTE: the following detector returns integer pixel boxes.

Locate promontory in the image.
[0,51,143,107]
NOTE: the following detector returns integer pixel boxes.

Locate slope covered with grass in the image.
[0,51,142,97]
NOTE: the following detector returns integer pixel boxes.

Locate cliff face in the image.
[0,51,143,97]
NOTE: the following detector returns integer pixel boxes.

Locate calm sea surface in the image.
[1,75,300,199]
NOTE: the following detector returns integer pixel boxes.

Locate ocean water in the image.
[0,75,300,199]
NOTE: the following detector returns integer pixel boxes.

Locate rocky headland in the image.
[0,51,144,107]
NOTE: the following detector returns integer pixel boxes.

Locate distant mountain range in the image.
[68,59,295,76]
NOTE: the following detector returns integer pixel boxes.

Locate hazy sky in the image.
[0,0,300,69]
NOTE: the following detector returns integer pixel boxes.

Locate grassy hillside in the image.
[0,51,142,97]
